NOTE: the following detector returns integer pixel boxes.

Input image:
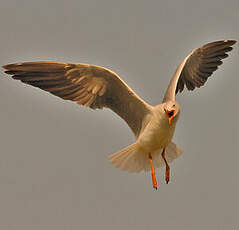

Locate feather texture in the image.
[3,62,151,137]
[163,40,236,102]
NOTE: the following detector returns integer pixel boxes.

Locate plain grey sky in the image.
[0,0,239,229]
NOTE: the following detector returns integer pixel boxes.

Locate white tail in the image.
[109,142,183,173]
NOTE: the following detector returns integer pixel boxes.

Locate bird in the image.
[2,40,236,190]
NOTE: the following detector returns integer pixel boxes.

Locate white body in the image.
[137,105,178,152]
[109,104,183,172]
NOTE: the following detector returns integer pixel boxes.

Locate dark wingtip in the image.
[2,63,19,70]
[225,40,237,46]
[4,70,18,75]
[2,64,10,70]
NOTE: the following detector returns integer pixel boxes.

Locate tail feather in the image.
[109,141,183,173]
[165,141,183,162]
[151,142,183,169]
[109,142,145,173]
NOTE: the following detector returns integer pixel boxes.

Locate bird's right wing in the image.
[163,40,236,102]
[3,62,151,136]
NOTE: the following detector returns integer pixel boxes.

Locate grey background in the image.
[0,0,239,229]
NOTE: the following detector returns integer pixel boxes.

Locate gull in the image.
[2,40,236,189]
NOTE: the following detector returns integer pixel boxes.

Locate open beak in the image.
[166,110,175,125]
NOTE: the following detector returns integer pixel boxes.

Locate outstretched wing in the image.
[3,62,151,136]
[163,40,236,102]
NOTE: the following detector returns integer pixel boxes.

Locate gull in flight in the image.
[3,40,236,189]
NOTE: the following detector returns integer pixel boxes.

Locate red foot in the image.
[148,153,158,190]
[162,148,170,184]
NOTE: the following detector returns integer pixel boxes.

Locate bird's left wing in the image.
[163,40,236,102]
[3,62,151,136]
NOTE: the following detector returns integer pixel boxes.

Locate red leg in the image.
[162,148,170,184]
[148,153,157,190]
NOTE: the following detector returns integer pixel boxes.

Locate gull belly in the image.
[137,107,178,154]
